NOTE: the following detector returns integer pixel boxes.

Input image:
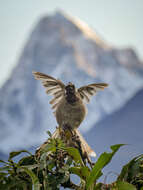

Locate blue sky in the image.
[0,0,143,86]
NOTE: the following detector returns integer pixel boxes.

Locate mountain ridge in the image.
[0,11,143,154]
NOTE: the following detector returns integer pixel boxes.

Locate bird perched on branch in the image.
[33,71,108,159]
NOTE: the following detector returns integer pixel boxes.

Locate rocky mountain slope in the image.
[0,12,143,154]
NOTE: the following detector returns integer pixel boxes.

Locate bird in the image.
[32,71,108,158]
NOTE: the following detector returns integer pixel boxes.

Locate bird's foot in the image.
[62,124,74,136]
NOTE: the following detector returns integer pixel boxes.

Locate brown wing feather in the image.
[78,83,108,103]
[32,71,65,110]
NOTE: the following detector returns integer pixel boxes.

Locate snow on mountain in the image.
[0,11,143,153]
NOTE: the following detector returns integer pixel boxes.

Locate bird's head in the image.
[65,82,76,95]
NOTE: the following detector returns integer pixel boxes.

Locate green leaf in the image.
[116,181,136,190]
[0,166,11,171]
[66,157,73,166]
[0,177,28,190]
[70,166,90,180]
[0,172,7,177]
[118,154,143,182]
[42,142,56,153]
[69,167,81,177]
[86,144,124,189]
[0,172,8,181]
[18,155,36,166]
[20,166,41,190]
[110,144,125,152]
[18,164,39,172]
[47,161,55,171]
[0,160,9,165]
[80,166,91,179]
[64,147,84,166]
[94,183,103,190]
[47,130,52,137]
[9,150,32,160]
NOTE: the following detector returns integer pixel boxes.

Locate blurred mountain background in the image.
[0,1,143,182]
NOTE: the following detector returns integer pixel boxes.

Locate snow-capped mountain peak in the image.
[0,11,143,153]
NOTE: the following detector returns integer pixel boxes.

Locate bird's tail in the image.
[75,129,96,157]
[52,127,96,157]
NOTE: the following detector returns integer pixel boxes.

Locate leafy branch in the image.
[0,132,142,190]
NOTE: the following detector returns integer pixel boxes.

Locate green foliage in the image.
[115,181,136,190]
[0,132,142,190]
[64,147,84,166]
[86,144,124,189]
[118,154,143,189]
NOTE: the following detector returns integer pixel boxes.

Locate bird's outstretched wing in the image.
[77,83,108,103]
[32,71,65,110]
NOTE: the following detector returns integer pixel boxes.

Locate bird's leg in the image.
[60,124,74,146]
[62,124,74,135]
[61,125,83,156]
